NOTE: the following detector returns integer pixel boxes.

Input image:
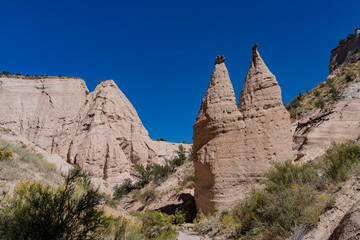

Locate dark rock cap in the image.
[215,55,225,64]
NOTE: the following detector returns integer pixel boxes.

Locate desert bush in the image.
[139,210,178,239]
[133,188,158,204]
[194,159,340,239]
[315,99,325,109]
[180,168,195,188]
[313,89,320,97]
[171,145,187,167]
[265,160,322,191]
[344,70,357,82]
[322,141,360,182]
[113,178,135,200]
[0,167,112,240]
[151,163,173,184]
[133,163,153,188]
[0,148,13,161]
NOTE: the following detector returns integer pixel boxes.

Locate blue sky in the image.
[0,0,359,143]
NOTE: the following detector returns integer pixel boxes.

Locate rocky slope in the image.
[0,75,188,188]
[193,45,293,214]
[329,28,360,72]
[291,43,360,162]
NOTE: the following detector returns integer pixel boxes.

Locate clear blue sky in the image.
[0,0,359,143]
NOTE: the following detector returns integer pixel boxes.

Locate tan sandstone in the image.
[0,76,188,189]
[193,45,293,214]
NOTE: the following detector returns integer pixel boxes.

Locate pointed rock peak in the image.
[96,79,118,89]
[249,44,271,74]
[202,55,236,106]
[239,45,285,115]
[242,44,278,91]
[193,55,241,152]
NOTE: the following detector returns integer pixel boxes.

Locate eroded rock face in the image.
[329,28,360,73]
[193,45,293,214]
[239,44,293,166]
[0,76,87,158]
[328,199,360,240]
[0,77,188,186]
[193,58,243,213]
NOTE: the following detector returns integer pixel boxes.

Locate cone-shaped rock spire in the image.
[193,46,293,214]
[239,44,283,116]
[193,56,241,153]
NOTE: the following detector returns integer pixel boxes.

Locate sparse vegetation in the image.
[0,168,113,240]
[194,141,360,239]
[132,188,158,204]
[315,98,325,109]
[0,71,78,79]
[0,139,61,190]
[113,145,190,200]
[344,70,357,82]
[338,39,346,46]
[0,148,13,161]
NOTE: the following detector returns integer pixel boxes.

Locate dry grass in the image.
[0,138,63,194]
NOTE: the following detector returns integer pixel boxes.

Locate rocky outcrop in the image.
[0,76,87,158]
[239,44,293,165]
[329,28,360,73]
[193,45,293,214]
[193,54,243,213]
[0,76,188,187]
[328,199,360,240]
[292,51,360,162]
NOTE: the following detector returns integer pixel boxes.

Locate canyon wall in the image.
[0,76,186,185]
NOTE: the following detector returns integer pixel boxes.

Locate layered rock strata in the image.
[0,76,187,185]
[193,45,293,214]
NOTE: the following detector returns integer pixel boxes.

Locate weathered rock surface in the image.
[0,76,188,187]
[329,28,360,73]
[300,173,360,240]
[328,199,360,240]
[193,45,293,214]
[292,52,360,162]
[239,44,293,166]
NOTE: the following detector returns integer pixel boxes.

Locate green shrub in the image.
[322,141,360,182]
[171,145,187,167]
[140,210,178,239]
[180,169,195,188]
[345,70,357,82]
[133,163,153,188]
[313,89,320,97]
[151,163,173,184]
[315,99,325,109]
[0,148,13,161]
[356,48,360,54]
[265,160,321,192]
[0,167,112,240]
[133,188,158,204]
[113,178,135,200]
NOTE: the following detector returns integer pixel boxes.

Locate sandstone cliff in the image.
[291,50,360,162]
[193,46,293,214]
[329,28,360,73]
[0,76,187,187]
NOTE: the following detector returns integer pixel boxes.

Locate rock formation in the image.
[0,76,188,186]
[329,28,360,73]
[193,45,293,214]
